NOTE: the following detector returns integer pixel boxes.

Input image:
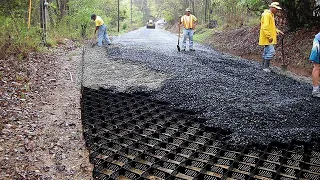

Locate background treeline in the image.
[150,0,319,29]
[0,0,147,58]
[0,0,319,58]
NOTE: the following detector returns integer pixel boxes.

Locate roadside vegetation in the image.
[1,0,319,59]
[0,0,150,59]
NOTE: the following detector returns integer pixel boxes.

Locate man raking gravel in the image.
[91,14,111,47]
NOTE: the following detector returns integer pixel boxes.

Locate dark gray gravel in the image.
[90,28,320,145]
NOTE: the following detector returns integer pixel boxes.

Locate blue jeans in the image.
[98,24,111,46]
[262,45,275,68]
[182,29,194,50]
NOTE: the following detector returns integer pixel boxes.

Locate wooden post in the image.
[28,0,32,29]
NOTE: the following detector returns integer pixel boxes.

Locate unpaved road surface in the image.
[83,28,320,145]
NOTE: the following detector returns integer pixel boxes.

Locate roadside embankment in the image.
[196,26,319,78]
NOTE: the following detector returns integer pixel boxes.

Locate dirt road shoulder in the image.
[0,41,93,179]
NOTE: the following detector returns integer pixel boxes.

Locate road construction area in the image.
[81,27,320,179]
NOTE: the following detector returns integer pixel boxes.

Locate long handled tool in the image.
[281,35,289,71]
[91,38,97,48]
[177,19,181,52]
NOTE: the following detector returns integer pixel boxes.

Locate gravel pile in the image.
[84,28,320,145]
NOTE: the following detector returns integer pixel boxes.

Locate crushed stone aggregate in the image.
[83,28,320,145]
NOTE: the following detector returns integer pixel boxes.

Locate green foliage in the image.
[0,0,148,58]
[0,0,28,16]
[51,0,146,40]
[193,26,215,43]
[241,0,267,14]
[149,0,318,31]
[122,23,128,30]
[121,0,145,28]
[0,0,318,59]
[148,0,262,28]
[53,0,109,40]
[0,15,41,58]
[148,0,185,24]
[163,12,174,23]
[279,0,318,30]
[0,0,243,58]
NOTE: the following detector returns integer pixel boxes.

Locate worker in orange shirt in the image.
[180,8,198,51]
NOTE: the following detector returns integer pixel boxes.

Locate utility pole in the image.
[118,0,120,32]
[131,0,133,24]
[40,0,48,45]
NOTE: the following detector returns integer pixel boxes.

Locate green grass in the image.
[0,16,43,58]
[193,28,215,43]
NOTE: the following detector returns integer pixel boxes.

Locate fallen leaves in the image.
[0,39,92,179]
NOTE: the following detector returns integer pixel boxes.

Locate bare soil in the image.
[0,40,93,179]
[207,26,319,78]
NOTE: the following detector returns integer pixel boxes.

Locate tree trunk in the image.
[59,0,68,19]
[192,0,195,16]
[40,0,44,28]
[48,6,55,28]
[55,0,60,16]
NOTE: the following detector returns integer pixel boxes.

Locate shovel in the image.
[177,19,181,52]
[281,35,288,71]
[91,39,97,48]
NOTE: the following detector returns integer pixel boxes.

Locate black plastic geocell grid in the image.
[81,87,320,180]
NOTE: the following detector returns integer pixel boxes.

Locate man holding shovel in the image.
[91,14,111,47]
[258,2,284,72]
[179,8,198,51]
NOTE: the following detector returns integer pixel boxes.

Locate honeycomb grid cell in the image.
[81,88,320,180]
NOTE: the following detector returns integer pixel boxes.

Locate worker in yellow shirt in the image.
[180,8,198,51]
[258,2,284,72]
[91,14,111,47]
